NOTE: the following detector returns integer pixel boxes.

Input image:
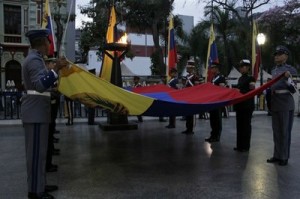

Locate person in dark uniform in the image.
[65,96,73,125]
[87,69,96,125]
[234,59,256,152]
[158,75,167,122]
[44,57,60,173]
[205,62,226,142]
[133,76,143,122]
[166,68,179,128]
[182,61,199,134]
[22,29,68,199]
[267,45,297,166]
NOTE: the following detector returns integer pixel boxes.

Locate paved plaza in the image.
[0,113,300,199]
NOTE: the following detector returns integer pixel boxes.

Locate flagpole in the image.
[60,0,74,57]
[205,0,214,82]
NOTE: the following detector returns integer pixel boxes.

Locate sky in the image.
[75,0,285,28]
[75,0,206,28]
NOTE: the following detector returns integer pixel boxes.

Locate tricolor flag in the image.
[42,0,56,57]
[252,20,261,81]
[99,6,117,81]
[167,15,177,80]
[205,24,219,82]
[58,61,283,117]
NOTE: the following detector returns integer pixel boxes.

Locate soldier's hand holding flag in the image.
[54,57,69,72]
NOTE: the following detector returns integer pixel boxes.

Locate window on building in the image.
[4,4,21,43]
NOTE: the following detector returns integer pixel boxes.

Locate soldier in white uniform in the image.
[22,29,68,199]
[267,45,297,166]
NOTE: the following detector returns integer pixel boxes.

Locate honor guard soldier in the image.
[267,45,297,166]
[87,69,96,125]
[234,59,256,152]
[44,56,60,172]
[205,62,226,142]
[182,60,199,134]
[22,29,68,199]
[166,68,179,128]
[133,76,143,122]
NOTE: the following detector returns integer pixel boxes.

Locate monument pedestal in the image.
[99,112,138,131]
[99,42,137,131]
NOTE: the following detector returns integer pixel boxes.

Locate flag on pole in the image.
[99,6,117,81]
[205,24,219,82]
[252,20,260,81]
[42,0,56,57]
[167,15,177,80]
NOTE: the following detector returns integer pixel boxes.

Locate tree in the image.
[204,5,239,74]
[121,0,175,75]
[78,0,111,61]
[258,0,300,71]
[79,0,174,76]
[197,0,271,19]
[51,0,75,56]
[193,0,275,74]
[185,21,210,76]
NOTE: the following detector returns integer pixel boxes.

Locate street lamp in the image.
[257,33,266,86]
[0,45,3,90]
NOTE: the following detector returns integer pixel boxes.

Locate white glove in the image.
[287,77,295,86]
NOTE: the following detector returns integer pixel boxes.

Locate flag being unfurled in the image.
[99,6,117,81]
[42,0,56,57]
[252,20,261,81]
[205,24,219,82]
[167,15,177,80]
[58,61,283,117]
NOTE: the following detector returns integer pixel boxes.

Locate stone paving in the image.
[0,113,300,199]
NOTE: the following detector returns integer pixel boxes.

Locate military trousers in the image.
[236,108,253,150]
[272,110,294,160]
[24,123,49,194]
[209,108,222,139]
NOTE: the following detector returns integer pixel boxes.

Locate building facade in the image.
[0,0,75,91]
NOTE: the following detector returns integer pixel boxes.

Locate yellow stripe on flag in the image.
[59,62,154,115]
[205,24,215,82]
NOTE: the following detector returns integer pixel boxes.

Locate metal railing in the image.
[0,91,107,120]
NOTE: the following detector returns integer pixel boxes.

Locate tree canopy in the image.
[258,0,300,70]
[78,0,175,75]
[78,0,300,77]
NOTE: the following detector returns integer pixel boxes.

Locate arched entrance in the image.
[5,60,22,91]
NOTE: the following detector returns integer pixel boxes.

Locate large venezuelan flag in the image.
[99,6,117,81]
[58,62,283,117]
[42,0,56,57]
[167,15,177,80]
[205,24,219,82]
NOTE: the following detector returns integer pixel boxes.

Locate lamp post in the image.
[257,33,266,86]
[0,45,3,90]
